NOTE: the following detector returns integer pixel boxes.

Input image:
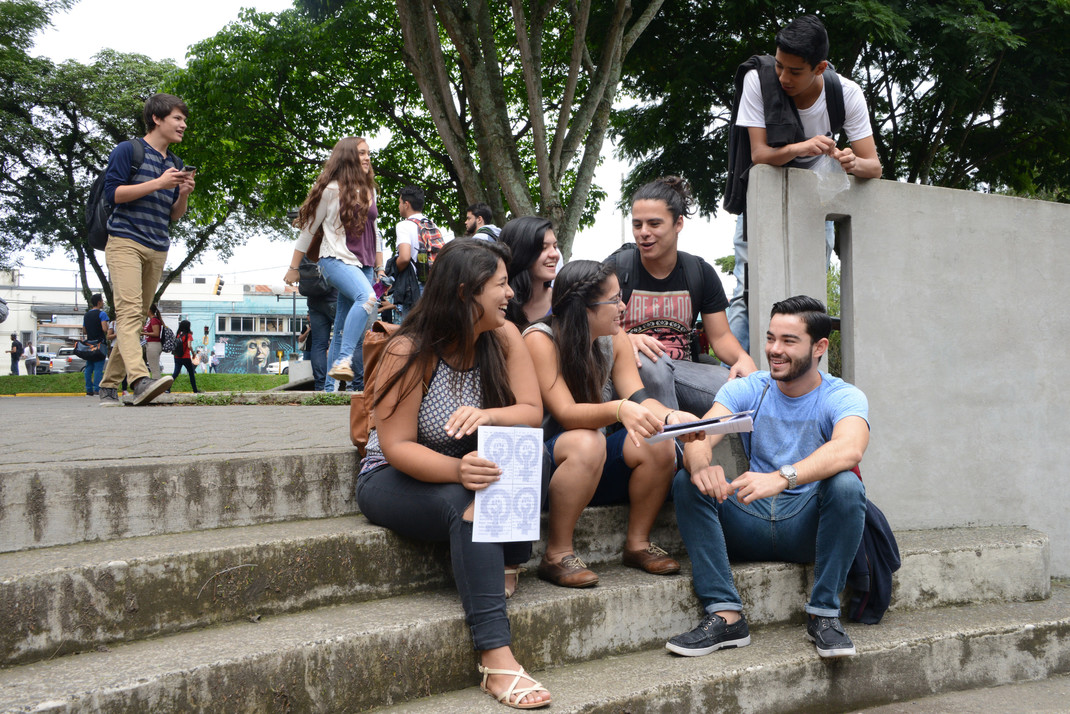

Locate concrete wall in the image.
[747,164,1070,576]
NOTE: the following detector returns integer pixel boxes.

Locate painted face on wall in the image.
[245,338,271,370]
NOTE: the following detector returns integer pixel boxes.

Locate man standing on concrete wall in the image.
[724,15,882,351]
[98,93,195,406]
[668,295,869,659]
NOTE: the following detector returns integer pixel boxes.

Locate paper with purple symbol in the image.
[473,426,542,543]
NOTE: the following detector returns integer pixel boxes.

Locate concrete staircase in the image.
[1,444,1067,712]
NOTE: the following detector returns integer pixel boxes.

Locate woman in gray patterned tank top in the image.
[355,239,551,709]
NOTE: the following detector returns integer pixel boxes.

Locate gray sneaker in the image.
[98,387,121,407]
[131,375,173,406]
[666,612,750,657]
[807,616,856,658]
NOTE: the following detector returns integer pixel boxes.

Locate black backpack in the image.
[85,139,182,250]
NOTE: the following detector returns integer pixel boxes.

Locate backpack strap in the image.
[678,251,706,324]
[823,66,846,137]
[608,244,642,305]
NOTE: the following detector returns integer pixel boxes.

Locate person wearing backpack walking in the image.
[170,320,199,393]
[96,93,195,406]
[142,304,165,379]
[83,293,112,395]
[9,333,23,376]
[391,186,437,321]
[609,177,756,419]
[723,15,882,351]
[284,137,382,391]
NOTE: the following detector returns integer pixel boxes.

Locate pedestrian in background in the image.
[9,333,23,375]
[142,304,164,379]
[170,319,199,393]
[83,293,111,395]
[284,136,382,391]
[23,340,37,376]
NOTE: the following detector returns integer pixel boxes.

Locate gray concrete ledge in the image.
[3,581,1067,713]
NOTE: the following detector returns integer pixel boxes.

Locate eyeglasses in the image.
[588,292,622,307]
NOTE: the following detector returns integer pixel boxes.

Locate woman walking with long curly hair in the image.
[284,136,382,390]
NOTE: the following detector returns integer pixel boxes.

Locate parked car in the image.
[33,345,57,374]
[267,356,304,375]
[56,347,86,373]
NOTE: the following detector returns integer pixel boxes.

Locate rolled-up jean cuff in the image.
[804,603,841,618]
[704,602,744,615]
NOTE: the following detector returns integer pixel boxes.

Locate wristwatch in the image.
[778,465,798,489]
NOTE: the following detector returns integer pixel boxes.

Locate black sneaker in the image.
[806,616,856,658]
[131,375,173,406]
[666,613,750,657]
[98,387,120,407]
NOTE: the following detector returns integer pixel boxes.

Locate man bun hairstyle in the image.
[631,175,694,222]
[770,294,832,342]
[144,93,189,132]
[776,15,830,69]
[400,186,426,212]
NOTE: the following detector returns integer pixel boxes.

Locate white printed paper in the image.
[645,413,754,444]
[473,426,543,543]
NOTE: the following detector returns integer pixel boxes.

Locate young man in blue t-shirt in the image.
[668,295,869,659]
[98,93,196,406]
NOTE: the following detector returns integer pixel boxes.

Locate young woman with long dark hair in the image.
[283,136,382,390]
[523,260,702,588]
[499,216,560,328]
[355,239,551,709]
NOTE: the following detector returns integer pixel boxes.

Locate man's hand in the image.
[156,167,188,190]
[627,332,664,368]
[177,171,196,197]
[690,463,732,502]
[831,146,860,174]
[793,134,836,159]
[728,352,758,380]
[728,470,787,504]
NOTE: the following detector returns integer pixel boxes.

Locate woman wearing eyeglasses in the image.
[522,260,702,588]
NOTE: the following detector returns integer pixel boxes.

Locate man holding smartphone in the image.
[98,93,196,406]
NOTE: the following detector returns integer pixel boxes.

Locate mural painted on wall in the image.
[216,335,296,374]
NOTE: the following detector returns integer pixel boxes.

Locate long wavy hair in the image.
[533,259,616,404]
[499,216,554,327]
[374,239,517,414]
[295,137,377,239]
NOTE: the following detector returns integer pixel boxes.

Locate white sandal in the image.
[504,566,525,599]
[478,664,551,709]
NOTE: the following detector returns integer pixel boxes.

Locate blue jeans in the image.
[727,214,835,353]
[307,301,334,391]
[84,343,107,394]
[318,257,375,391]
[631,352,729,418]
[672,468,865,617]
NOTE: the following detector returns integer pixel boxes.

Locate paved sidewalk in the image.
[0,395,352,469]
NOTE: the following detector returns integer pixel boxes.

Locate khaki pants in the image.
[101,237,167,389]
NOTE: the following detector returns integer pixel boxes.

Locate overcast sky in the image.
[19,0,736,291]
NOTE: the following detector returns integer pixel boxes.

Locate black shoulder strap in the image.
[608,244,642,305]
[127,139,144,182]
[823,66,846,136]
[678,252,705,324]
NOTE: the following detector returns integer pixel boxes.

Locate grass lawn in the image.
[0,373,288,395]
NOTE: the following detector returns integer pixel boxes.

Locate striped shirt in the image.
[104,138,180,252]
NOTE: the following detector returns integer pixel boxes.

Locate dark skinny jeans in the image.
[356,462,544,651]
[172,357,198,393]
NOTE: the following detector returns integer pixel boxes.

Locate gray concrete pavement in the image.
[855,673,1070,713]
[0,395,352,468]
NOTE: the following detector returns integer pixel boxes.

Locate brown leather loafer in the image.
[622,542,680,575]
[536,554,599,588]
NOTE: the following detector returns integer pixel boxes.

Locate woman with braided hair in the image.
[522,260,703,588]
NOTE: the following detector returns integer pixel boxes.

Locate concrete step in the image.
[0,531,1057,711]
[3,577,1067,714]
[0,515,1049,666]
[0,448,360,554]
[379,583,1070,713]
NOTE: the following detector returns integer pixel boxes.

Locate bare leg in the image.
[544,429,605,563]
[622,437,676,551]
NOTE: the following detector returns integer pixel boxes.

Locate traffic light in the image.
[213,275,224,295]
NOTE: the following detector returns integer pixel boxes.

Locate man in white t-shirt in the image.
[392,186,430,320]
[728,15,882,351]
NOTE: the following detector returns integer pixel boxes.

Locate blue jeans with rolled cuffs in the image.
[318,257,375,390]
[672,468,865,617]
[357,455,550,650]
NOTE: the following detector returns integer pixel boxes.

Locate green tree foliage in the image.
[0,0,264,304]
[613,0,1070,215]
